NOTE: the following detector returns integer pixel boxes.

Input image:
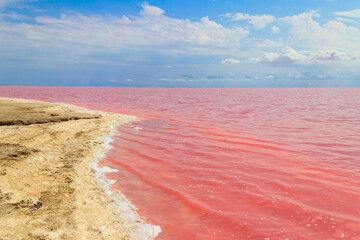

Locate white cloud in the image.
[257,47,307,64]
[281,11,360,55]
[0,12,27,19]
[334,17,356,23]
[310,50,350,62]
[223,13,275,30]
[140,2,164,17]
[265,75,275,79]
[271,26,280,33]
[281,11,321,42]
[256,48,351,64]
[334,9,360,18]
[221,58,240,64]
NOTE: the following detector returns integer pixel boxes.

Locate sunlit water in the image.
[1,87,360,240]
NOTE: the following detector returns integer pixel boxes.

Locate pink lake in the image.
[1,86,360,240]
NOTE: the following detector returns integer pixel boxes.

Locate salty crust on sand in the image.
[0,98,134,240]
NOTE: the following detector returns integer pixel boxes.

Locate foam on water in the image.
[91,120,161,240]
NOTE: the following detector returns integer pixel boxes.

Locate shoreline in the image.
[0,97,160,240]
[91,118,161,240]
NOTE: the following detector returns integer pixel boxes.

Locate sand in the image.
[0,97,147,240]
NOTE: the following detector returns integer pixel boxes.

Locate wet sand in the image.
[0,97,137,240]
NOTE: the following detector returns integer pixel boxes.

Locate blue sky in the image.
[0,0,360,87]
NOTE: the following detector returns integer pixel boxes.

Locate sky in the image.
[0,0,360,87]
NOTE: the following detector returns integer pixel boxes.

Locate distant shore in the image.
[0,97,158,240]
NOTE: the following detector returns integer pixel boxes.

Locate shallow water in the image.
[1,87,360,240]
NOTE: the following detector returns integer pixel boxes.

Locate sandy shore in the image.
[0,97,157,240]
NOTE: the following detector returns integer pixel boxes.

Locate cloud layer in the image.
[1,4,358,64]
[0,4,251,64]
[0,2,359,86]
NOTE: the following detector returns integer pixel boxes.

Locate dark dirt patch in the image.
[0,100,101,126]
[75,131,85,138]
[0,199,43,217]
[0,144,36,163]
[0,192,12,203]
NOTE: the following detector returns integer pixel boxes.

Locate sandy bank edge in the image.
[0,97,161,239]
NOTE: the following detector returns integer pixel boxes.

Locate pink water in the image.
[1,87,360,240]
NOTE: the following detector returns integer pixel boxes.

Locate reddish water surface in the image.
[1,86,360,240]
